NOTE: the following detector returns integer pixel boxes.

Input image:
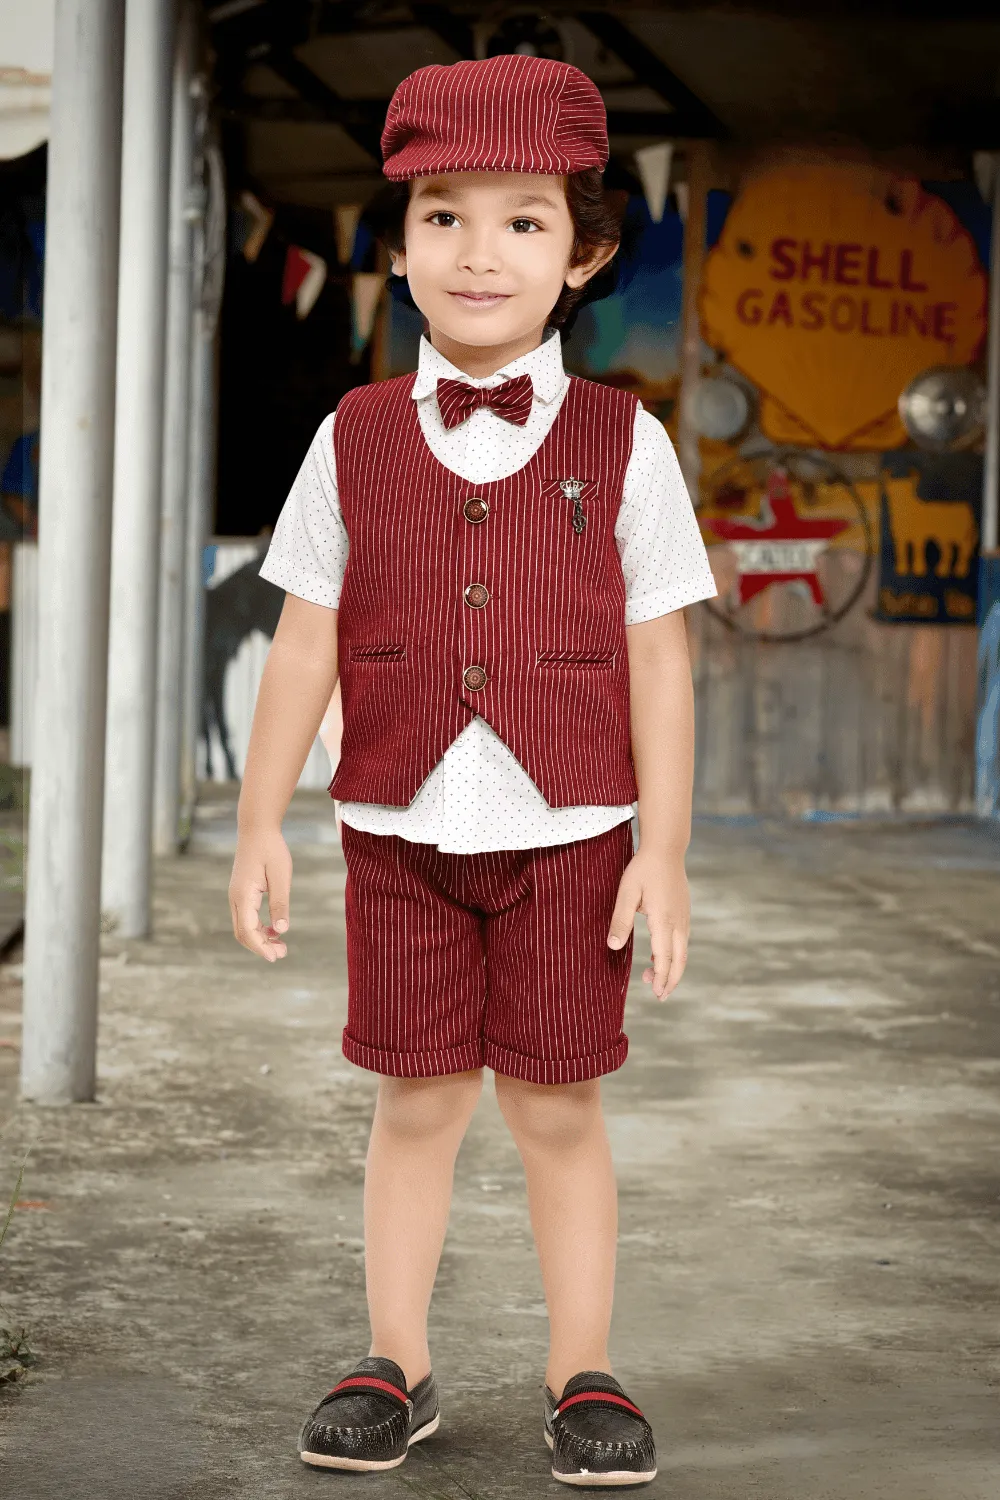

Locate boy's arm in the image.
[229,593,339,962]
[607,610,694,999]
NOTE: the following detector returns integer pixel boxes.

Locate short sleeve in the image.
[616,407,718,625]
[258,411,348,608]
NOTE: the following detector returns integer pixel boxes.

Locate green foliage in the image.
[0,1150,25,1255]
[0,765,27,813]
[0,1146,33,1384]
[0,1325,34,1384]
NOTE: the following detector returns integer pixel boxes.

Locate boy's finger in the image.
[646,911,672,998]
[237,914,269,959]
[266,855,292,935]
[235,890,271,958]
[663,931,689,998]
[607,880,639,949]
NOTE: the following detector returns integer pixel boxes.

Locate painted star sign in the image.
[708,470,850,605]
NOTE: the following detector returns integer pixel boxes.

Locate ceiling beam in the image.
[409,3,475,59]
[575,11,726,139]
[263,47,385,160]
[210,0,385,160]
[228,96,704,140]
[606,110,706,139]
[226,96,387,127]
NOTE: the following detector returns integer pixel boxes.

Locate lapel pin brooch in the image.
[560,477,587,534]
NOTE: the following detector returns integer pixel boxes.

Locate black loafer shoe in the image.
[544,1371,657,1487]
[299,1356,440,1471]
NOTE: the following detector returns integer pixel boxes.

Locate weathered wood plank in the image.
[690,567,977,816]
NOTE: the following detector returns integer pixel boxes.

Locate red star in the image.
[705,470,850,606]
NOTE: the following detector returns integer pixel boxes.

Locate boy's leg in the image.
[494,1073,616,1396]
[340,827,492,1384]
[475,825,634,1395]
[365,1068,483,1388]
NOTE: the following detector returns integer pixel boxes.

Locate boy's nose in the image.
[458,234,502,278]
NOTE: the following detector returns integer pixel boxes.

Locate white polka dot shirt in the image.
[259,330,717,853]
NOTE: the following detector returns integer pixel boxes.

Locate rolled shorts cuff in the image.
[341,1027,484,1079]
[484,1033,629,1085]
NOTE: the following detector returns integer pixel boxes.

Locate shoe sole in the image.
[300,1412,440,1471]
[545,1425,657,1487]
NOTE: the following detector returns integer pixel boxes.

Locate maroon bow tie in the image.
[437,373,533,430]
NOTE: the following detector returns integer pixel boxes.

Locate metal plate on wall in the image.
[898,366,986,451]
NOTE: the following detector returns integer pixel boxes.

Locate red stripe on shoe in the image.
[328,1376,409,1404]
[555,1391,645,1419]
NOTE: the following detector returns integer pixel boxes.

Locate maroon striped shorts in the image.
[339,820,634,1085]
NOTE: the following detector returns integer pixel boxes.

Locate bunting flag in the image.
[282,245,328,319]
[634,141,673,223]
[350,271,384,360]
[238,189,274,263]
[334,203,362,267]
[972,151,996,203]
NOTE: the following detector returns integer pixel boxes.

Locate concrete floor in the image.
[0,787,998,1499]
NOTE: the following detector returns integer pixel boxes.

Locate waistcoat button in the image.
[464,583,489,608]
[463,665,488,691]
[462,496,489,523]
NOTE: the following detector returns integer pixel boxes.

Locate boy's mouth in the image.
[448,291,512,309]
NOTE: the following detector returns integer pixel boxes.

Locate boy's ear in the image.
[564,240,619,290]
[390,249,407,276]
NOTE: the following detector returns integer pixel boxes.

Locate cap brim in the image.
[382,146,607,181]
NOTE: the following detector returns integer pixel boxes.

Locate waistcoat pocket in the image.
[350,643,406,661]
[536,649,616,669]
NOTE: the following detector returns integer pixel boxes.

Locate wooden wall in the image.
[681,143,984,817]
[688,581,977,815]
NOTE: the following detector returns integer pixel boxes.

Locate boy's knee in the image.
[376,1068,483,1142]
[494,1075,602,1154]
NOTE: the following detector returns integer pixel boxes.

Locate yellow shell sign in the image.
[700,165,987,450]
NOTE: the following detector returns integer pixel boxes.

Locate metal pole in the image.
[101,0,176,937]
[677,143,710,499]
[154,0,196,854]
[179,322,218,841]
[179,121,225,844]
[981,159,1000,558]
[975,153,1000,819]
[21,0,126,1104]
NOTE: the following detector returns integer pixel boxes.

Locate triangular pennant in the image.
[634,141,673,224]
[238,189,273,263]
[334,203,362,267]
[972,151,997,204]
[295,251,327,319]
[282,245,327,319]
[351,271,383,359]
[281,245,311,304]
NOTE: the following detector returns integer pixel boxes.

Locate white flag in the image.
[634,141,673,224]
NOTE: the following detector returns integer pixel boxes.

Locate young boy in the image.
[230,53,717,1486]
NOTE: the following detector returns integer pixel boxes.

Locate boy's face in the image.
[392,172,610,352]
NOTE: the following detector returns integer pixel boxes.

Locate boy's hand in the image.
[229,830,293,963]
[607,849,690,1000]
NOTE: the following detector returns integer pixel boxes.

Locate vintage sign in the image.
[700,165,988,450]
[699,452,872,641]
[709,470,850,605]
[875,452,981,624]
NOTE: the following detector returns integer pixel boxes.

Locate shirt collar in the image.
[411,327,566,405]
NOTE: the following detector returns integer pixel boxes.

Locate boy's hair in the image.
[368,168,623,333]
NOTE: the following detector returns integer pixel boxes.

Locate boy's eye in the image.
[428,211,459,228]
[509,218,540,233]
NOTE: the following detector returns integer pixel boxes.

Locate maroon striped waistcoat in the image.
[328,372,640,809]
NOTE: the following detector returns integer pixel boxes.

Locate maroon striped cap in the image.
[381,54,608,181]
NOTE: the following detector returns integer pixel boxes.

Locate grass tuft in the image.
[0,1145,34,1383]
